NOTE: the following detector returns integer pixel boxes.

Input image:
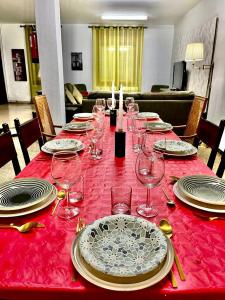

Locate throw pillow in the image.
[72,85,83,104]
[65,87,77,104]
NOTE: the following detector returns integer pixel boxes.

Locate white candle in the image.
[112,81,115,108]
[118,84,123,131]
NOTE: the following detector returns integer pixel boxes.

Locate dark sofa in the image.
[65,90,194,125]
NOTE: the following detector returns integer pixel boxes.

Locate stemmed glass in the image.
[127,103,139,132]
[125,97,135,111]
[135,142,164,218]
[51,151,81,219]
[95,98,106,112]
[107,98,116,110]
[86,119,104,160]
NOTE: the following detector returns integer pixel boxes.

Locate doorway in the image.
[0,49,7,104]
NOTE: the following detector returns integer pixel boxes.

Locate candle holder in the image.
[115,130,126,157]
[110,109,117,126]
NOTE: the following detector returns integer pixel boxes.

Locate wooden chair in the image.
[173,96,207,143]
[14,114,44,165]
[193,117,225,175]
[0,123,21,175]
[33,95,62,139]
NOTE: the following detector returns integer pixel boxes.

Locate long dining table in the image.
[0,115,225,300]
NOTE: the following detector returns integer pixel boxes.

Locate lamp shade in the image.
[185,43,204,62]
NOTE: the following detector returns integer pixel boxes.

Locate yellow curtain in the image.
[92,26,144,92]
[24,26,42,98]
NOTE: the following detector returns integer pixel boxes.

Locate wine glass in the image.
[51,151,81,219]
[135,148,164,218]
[127,103,139,132]
[95,98,106,112]
[86,119,104,160]
[107,98,116,110]
[125,97,135,111]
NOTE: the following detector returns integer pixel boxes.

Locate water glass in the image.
[69,176,84,204]
[111,185,132,215]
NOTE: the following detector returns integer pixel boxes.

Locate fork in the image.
[76,217,86,233]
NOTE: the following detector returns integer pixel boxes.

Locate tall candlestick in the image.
[112,81,115,109]
[118,84,123,131]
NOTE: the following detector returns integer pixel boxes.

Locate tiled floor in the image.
[0,102,223,184]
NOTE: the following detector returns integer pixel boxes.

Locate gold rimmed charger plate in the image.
[0,186,57,217]
[71,235,174,291]
[173,183,225,213]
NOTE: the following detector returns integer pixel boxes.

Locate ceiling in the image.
[0,0,201,25]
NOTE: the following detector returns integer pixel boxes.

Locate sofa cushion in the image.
[88,91,142,100]
[65,87,77,105]
[73,85,83,104]
[142,91,195,100]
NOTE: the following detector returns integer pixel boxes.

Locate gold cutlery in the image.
[76,217,86,233]
[159,219,186,281]
[51,190,66,216]
[170,269,178,288]
[0,221,44,233]
[169,176,180,184]
[162,188,175,206]
[194,212,225,221]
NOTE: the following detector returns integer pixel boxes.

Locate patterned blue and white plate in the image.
[0,178,53,211]
[79,215,167,277]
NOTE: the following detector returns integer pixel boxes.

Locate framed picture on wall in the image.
[11,49,27,81]
[71,52,83,71]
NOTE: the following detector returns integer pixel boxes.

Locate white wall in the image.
[173,0,225,129]
[0,24,31,102]
[61,24,174,92]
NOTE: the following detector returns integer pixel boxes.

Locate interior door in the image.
[0,49,7,104]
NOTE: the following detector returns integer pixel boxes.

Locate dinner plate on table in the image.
[41,139,84,154]
[0,185,57,218]
[63,122,92,132]
[137,112,159,120]
[177,175,225,205]
[71,215,174,291]
[73,113,94,120]
[173,182,225,213]
[0,178,54,211]
[145,122,173,132]
[154,140,197,157]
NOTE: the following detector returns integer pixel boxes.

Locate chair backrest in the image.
[14,115,44,165]
[33,95,56,136]
[0,123,21,175]
[194,117,225,172]
[183,96,207,137]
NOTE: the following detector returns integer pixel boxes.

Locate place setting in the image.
[153,139,197,157]
[63,122,93,133]
[73,112,94,121]
[173,174,225,213]
[41,138,84,154]
[0,177,57,218]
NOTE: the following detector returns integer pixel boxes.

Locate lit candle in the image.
[118,84,123,131]
[112,81,115,108]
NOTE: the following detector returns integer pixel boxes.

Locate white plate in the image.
[173,182,225,213]
[79,215,167,277]
[145,122,173,132]
[41,142,84,154]
[73,113,93,120]
[178,175,225,205]
[137,112,159,120]
[63,122,92,132]
[71,235,174,291]
[44,139,81,151]
[0,186,57,217]
[0,178,53,211]
[154,140,197,156]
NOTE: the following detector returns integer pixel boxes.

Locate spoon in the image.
[76,217,86,233]
[170,176,180,184]
[162,188,175,206]
[159,219,186,281]
[51,190,66,216]
[0,221,44,233]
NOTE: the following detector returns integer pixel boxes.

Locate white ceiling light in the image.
[101,14,148,21]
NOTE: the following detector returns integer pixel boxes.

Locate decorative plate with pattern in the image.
[145,122,173,132]
[44,139,81,151]
[0,178,53,211]
[154,140,194,154]
[79,215,167,277]
[73,113,94,120]
[63,122,92,132]
[178,175,225,205]
[137,112,159,120]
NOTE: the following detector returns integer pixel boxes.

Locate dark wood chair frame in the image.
[14,113,44,165]
[0,123,21,175]
[193,117,225,177]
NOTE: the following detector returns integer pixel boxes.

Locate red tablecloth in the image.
[0,117,225,300]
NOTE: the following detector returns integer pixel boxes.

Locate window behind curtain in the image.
[92,26,144,92]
